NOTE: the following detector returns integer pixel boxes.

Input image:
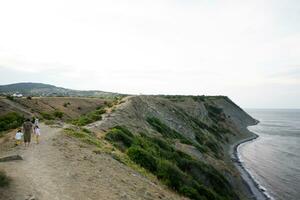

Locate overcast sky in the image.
[0,0,299,108]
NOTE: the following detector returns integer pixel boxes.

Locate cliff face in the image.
[89,95,257,200]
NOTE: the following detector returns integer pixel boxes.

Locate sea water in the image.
[239,109,300,200]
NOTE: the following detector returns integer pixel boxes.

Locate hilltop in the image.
[0,82,121,98]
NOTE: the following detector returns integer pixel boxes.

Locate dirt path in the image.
[0,123,184,200]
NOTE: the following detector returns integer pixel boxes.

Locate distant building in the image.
[12,93,23,98]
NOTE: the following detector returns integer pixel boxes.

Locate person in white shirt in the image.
[34,118,39,126]
[15,129,23,146]
[34,125,41,144]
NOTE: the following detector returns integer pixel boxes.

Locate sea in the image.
[238,109,300,200]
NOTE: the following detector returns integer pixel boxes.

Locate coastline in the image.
[231,127,271,200]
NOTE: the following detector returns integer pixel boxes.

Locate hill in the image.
[0,87,260,200]
[0,82,122,98]
[86,95,258,200]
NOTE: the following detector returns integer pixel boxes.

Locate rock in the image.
[0,155,23,162]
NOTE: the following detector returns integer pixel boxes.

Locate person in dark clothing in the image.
[23,119,33,147]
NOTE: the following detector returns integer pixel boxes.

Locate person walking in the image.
[34,117,39,126]
[15,129,23,146]
[34,125,41,144]
[23,119,33,147]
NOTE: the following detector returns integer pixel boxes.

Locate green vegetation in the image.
[6,95,14,101]
[205,103,225,123]
[41,112,54,120]
[41,110,64,120]
[64,127,102,147]
[105,126,134,151]
[72,107,106,126]
[53,110,64,119]
[0,112,25,134]
[0,170,10,187]
[146,117,192,144]
[160,95,206,102]
[63,102,71,107]
[104,101,113,107]
[146,116,224,157]
[105,126,238,200]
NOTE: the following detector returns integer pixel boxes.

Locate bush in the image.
[53,110,64,119]
[127,146,158,172]
[104,101,113,107]
[157,160,188,190]
[63,102,70,107]
[64,128,102,148]
[41,112,54,120]
[0,112,25,132]
[105,126,237,200]
[105,127,134,151]
[6,95,14,101]
[72,108,105,126]
[0,171,10,187]
[146,117,191,143]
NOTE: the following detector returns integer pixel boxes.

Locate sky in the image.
[0,0,299,108]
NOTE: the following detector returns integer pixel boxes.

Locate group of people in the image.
[15,118,41,147]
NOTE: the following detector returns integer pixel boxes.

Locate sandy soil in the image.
[0,123,185,200]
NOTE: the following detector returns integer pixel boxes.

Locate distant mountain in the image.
[0,82,122,98]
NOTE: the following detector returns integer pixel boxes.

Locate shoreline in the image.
[231,127,272,200]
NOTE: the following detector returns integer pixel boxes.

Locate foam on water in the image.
[240,109,300,200]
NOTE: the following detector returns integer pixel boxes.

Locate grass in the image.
[0,170,10,187]
[64,127,102,148]
[72,107,106,126]
[104,126,238,200]
[41,110,64,120]
[65,127,157,180]
[146,117,192,144]
[0,112,25,133]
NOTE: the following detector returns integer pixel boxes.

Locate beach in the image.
[230,128,270,200]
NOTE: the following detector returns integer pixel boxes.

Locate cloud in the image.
[0,0,299,108]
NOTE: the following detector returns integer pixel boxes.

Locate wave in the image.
[235,132,274,200]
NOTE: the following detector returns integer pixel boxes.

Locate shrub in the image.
[156,159,189,190]
[41,112,54,120]
[6,95,14,101]
[0,112,25,132]
[105,127,133,151]
[146,117,191,143]
[53,110,64,119]
[26,96,32,100]
[179,186,204,200]
[105,126,237,200]
[64,128,102,148]
[96,105,105,110]
[72,108,105,126]
[0,170,10,187]
[127,146,158,172]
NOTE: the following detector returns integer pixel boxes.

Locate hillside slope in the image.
[0,94,258,200]
[0,123,185,200]
[87,95,258,200]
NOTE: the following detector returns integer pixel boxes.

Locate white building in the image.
[12,93,23,98]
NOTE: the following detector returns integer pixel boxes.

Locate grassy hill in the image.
[0,82,122,98]
[84,95,257,200]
